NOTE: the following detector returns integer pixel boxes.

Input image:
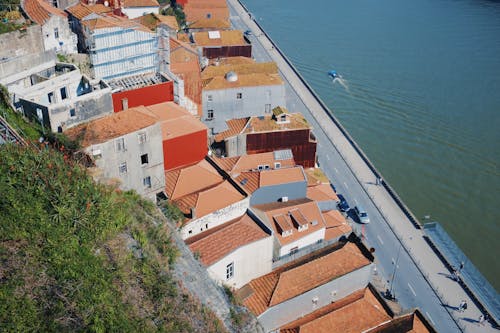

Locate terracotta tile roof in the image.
[193,30,247,46]
[280,288,391,333]
[305,167,330,186]
[215,56,255,66]
[234,172,260,194]
[65,106,156,147]
[243,112,311,134]
[122,0,159,8]
[253,199,326,246]
[203,73,283,90]
[214,117,249,141]
[364,311,435,333]
[322,210,351,241]
[307,184,339,202]
[66,3,112,20]
[22,0,67,25]
[259,167,305,187]
[202,61,278,79]
[137,102,207,140]
[182,0,227,8]
[189,18,230,29]
[186,213,269,266]
[184,3,229,23]
[242,242,372,315]
[175,181,245,219]
[212,151,295,174]
[82,15,151,32]
[133,13,178,30]
[165,159,223,200]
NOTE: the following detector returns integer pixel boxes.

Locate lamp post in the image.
[387,242,402,301]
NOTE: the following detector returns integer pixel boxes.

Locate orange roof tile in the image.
[186,213,269,266]
[22,0,66,25]
[82,14,151,32]
[122,0,158,8]
[202,73,283,90]
[212,151,295,174]
[306,184,339,202]
[193,30,247,46]
[242,242,372,315]
[175,180,245,219]
[280,288,391,333]
[322,210,351,241]
[211,156,240,172]
[253,199,325,246]
[259,167,305,187]
[214,117,249,141]
[184,5,228,23]
[66,3,112,20]
[201,61,277,79]
[234,172,260,194]
[181,0,227,8]
[133,13,178,31]
[136,102,207,140]
[364,311,435,333]
[188,18,230,29]
[165,159,223,200]
[243,112,311,134]
[65,107,156,147]
[216,56,255,66]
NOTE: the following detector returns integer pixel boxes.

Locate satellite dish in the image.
[104,1,109,6]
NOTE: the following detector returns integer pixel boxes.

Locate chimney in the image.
[121,98,128,110]
[190,207,196,219]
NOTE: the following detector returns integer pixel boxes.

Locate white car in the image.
[354,205,370,224]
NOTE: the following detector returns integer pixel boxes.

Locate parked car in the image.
[244,29,252,36]
[337,194,349,212]
[354,205,370,224]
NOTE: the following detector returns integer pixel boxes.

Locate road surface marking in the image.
[408,283,416,297]
[343,182,349,189]
[326,154,331,160]
[425,312,435,325]
[334,167,339,173]
[377,235,384,245]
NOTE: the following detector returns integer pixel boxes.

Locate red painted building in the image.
[141,102,208,171]
[108,73,174,112]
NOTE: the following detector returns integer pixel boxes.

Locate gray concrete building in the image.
[65,107,165,201]
[200,60,285,134]
[11,62,112,133]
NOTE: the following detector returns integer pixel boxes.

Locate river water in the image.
[242,0,500,290]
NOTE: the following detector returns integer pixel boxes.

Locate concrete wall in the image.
[258,263,374,332]
[0,51,55,89]
[122,6,159,19]
[41,16,78,54]
[202,84,285,133]
[224,133,246,157]
[0,25,44,60]
[278,227,325,258]
[250,180,307,206]
[208,233,273,289]
[181,197,250,239]
[85,122,165,201]
[317,200,338,212]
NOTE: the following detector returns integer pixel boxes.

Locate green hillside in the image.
[0,144,224,332]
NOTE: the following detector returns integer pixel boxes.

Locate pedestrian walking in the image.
[458,300,467,312]
[478,314,485,326]
[459,261,464,272]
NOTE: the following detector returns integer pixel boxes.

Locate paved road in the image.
[228,1,497,332]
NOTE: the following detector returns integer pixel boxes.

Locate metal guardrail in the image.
[424,222,500,327]
[0,114,26,145]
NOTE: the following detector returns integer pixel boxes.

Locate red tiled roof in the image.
[193,30,247,46]
[242,242,372,316]
[122,0,159,8]
[22,0,67,25]
[306,184,339,202]
[280,288,391,333]
[234,171,260,194]
[259,167,305,187]
[214,117,249,141]
[66,3,112,20]
[253,199,325,246]
[212,151,295,174]
[65,106,157,147]
[186,213,269,266]
[322,210,351,241]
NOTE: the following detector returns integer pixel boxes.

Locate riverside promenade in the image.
[227,0,498,332]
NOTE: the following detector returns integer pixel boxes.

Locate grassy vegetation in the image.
[162,1,186,28]
[0,144,225,332]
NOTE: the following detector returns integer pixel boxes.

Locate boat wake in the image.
[333,77,350,92]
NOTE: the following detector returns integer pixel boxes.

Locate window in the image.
[138,132,147,144]
[226,262,234,280]
[60,87,67,100]
[141,153,149,165]
[143,176,151,188]
[290,246,299,255]
[207,95,213,102]
[207,109,214,120]
[69,108,75,117]
[48,92,55,104]
[207,13,212,19]
[236,92,242,99]
[274,162,281,169]
[265,104,271,113]
[54,28,59,39]
[258,164,270,170]
[116,138,126,151]
[119,162,127,174]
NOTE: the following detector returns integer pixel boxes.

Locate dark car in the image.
[337,194,349,212]
[244,30,252,36]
